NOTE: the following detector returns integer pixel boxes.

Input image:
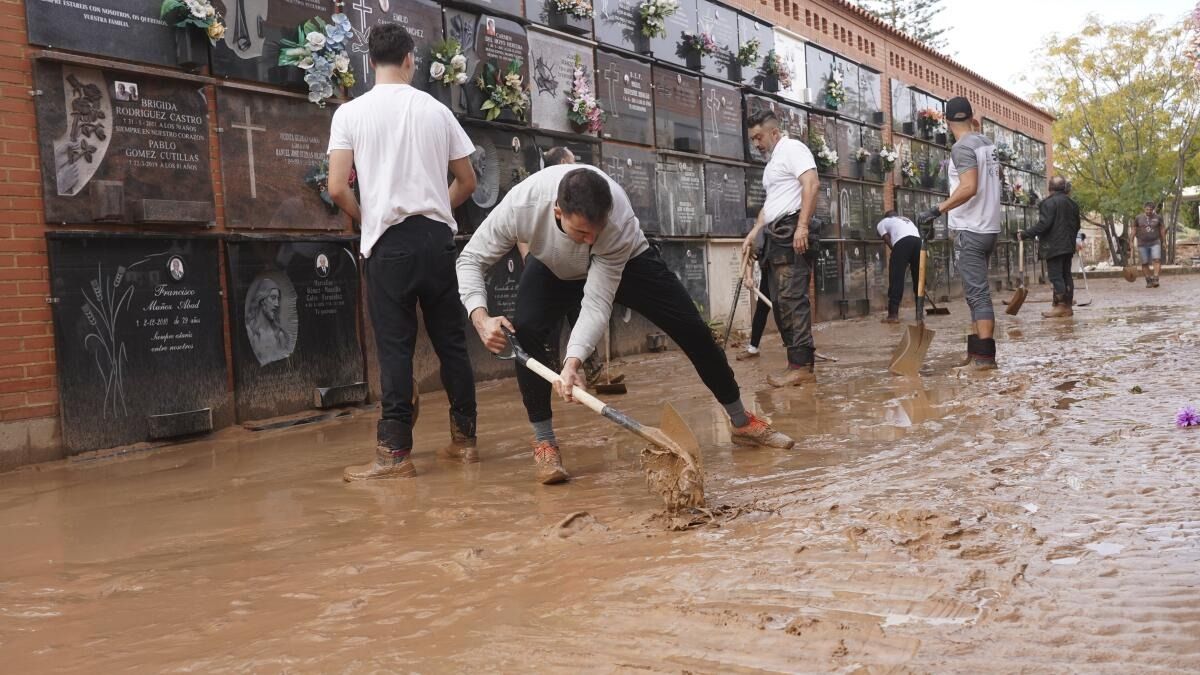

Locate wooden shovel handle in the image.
[518,352,608,416]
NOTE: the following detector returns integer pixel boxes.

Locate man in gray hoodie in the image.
[458,165,795,485]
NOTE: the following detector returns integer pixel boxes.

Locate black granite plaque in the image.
[773,29,807,102]
[460,14,530,122]
[596,51,654,145]
[484,246,524,320]
[838,181,866,239]
[744,93,774,164]
[656,155,705,236]
[697,0,737,79]
[649,0,696,68]
[911,141,931,189]
[815,241,842,322]
[346,0,443,96]
[806,44,835,111]
[813,176,834,236]
[842,240,868,317]
[534,134,599,166]
[210,0,341,86]
[861,68,882,124]
[931,145,949,193]
[227,238,363,420]
[528,30,595,134]
[863,184,884,239]
[835,120,860,179]
[891,78,913,131]
[601,142,658,232]
[861,127,884,182]
[48,234,230,452]
[837,58,861,120]
[454,126,541,233]
[777,103,808,145]
[865,242,887,311]
[702,79,742,160]
[35,62,215,226]
[745,166,765,227]
[896,189,916,220]
[738,14,773,89]
[658,240,710,319]
[26,0,181,68]
[653,67,702,153]
[705,163,745,237]
[217,88,342,230]
[594,0,648,54]
[926,239,952,301]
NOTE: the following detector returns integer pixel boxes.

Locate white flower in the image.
[297,56,315,70]
[306,31,327,51]
[451,54,466,70]
[455,72,469,85]
[205,4,215,17]
[430,62,447,80]
[334,53,351,73]
[185,0,206,18]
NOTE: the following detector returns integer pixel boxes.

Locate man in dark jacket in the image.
[1020,175,1080,318]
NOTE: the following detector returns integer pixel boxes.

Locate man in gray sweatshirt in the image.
[458,165,795,485]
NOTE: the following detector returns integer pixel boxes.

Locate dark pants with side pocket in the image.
[365,217,476,450]
[1045,253,1075,302]
[765,230,816,367]
[887,235,922,315]
[749,261,771,348]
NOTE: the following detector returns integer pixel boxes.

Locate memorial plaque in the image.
[815,242,842,322]
[837,58,862,120]
[48,234,230,452]
[891,78,913,132]
[705,163,746,237]
[813,176,834,236]
[777,103,808,145]
[227,238,363,420]
[649,0,696,68]
[806,43,835,111]
[745,166,765,228]
[896,189,916,220]
[838,181,866,239]
[602,142,658,232]
[594,0,648,54]
[738,15,774,89]
[812,114,838,176]
[861,68,883,124]
[653,67,702,153]
[526,0,593,35]
[457,14,530,122]
[835,120,860,179]
[926,239,952,301]
[932,145,950,193]
[596,51,654,145]
[210,0,341,86]
[702,79,742,160]
[483,246,524,320]
[345,0,443,96]
[744,94,774,164]
[26,0,180,68]
[658,240,710,319]
[697,0,738,79]
[865,242,887,311]
[656,155,705,236]
[773,28,807,102]
[35,62,215,226]
[217,88,341,230]
[911,141,932,189]
[454,125,541,233]
[454,0,523,20]
[528,30,594,134]
[863,184,884,238]
[862,126,884,182]
[842,241,868,317]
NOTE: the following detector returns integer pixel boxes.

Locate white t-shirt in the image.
[877,215,920,243]
[947,132,1002,234]
[761,137,818,225]
[327,84,474,257]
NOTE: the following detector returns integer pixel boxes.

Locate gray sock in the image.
[532,419,557,444]
[724,400,750,428]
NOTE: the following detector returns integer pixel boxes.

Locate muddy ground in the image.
[1,277,1198,673]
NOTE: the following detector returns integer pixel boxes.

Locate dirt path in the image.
[1,277,1197,673]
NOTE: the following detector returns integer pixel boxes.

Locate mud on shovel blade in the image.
[889,241,935,376]
[1005,238,1028,316]
[499,327,704,510]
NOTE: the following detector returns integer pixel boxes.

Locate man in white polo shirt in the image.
[876,211,922,324]
[327,24,479,480]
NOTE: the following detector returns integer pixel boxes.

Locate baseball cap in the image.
[946,97,973,121]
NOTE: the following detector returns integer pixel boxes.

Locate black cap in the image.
[946,97,973,121]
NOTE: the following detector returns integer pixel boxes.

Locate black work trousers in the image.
[514,247,739,424]
[1045,253,1075,302]
[765,234,816,367]
[365,217,477,450]
[748,262,770,348]
[887,235,922,315]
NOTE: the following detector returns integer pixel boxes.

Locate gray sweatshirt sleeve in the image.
[457,203,520,318]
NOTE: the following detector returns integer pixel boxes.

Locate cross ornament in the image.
[230,105,266,199]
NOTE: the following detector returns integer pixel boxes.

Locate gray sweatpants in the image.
[952,230,998,322]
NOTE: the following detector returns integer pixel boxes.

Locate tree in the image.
[1028,15,1200,265]
[854,0,948,50]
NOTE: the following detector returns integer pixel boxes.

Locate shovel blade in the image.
[1005,287,1028,315]
[639,403,705,511]
[889,324,935,377]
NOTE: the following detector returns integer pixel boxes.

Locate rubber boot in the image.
[960,334,978,367]
[768,362,816,387]
[969,336,998,370]
[438,412,479,463]
[1042,294,1071,318]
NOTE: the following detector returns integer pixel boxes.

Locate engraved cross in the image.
[230,105,266,199]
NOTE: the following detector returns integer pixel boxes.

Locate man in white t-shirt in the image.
[876,211,922,324]
[742,110,820,387]
[326,24,479,481]
[916,96,1002,370]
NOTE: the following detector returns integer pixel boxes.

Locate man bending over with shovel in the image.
[458,165,795,485]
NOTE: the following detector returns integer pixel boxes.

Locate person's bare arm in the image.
[793,169,819,254]
[327,149,360,223]
[938,167,978,213]
[447,156,477,209]
[882,233,893,251]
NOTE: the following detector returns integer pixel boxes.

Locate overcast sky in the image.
[933,0,1194,99]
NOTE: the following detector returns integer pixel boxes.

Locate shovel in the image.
[888,240,935,377]
[499,326,704,510]
[1076,256,1092,307]
[740,271,840,363]
[1005,238,1029,315]
[594,326,627,395]
[722,248,750,348]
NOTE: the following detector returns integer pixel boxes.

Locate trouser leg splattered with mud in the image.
[1045,253,1074,303]
[952,230,998,323]
[765,238,815,367]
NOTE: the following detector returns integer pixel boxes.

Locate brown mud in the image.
[2,278,1199,672]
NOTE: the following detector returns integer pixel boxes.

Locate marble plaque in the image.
[649,0,696,68]
[458,14,531,122]
[745,166,765,227]
[835,181,865,239]
[891,78,913,131]
[697,0,737,79]
[653,67,702,153]
[655,155,705,236]
[596,51,654,145]
[837,58,861,120]
[346,0,443,96]
[896,189,916,220]
[773,28,807,102]
[705,163,746,237]
[813,176,834,235]
[26,0,179,68]
[861,68,883,124]
[48,234,230,452]
[842,240,868,316]
[744,94,774,164]
[861,126,884,182]
[454,126,541,233]
[702,79,742,160]
[738,15,773,89]
[815,241,842,322]
[593,0,648,54]
[863,184,884,238]
[211,0,342,86]
[657,240,710,319]
[835,120,860,179]
[805,43,835,111]
[931,145,950,193]
[865,242,887,311]
[601,142,658,232]
[35,62,215,225]
[534,135,599,166]
[528,30,594,134]
[216,88,342,230]
[778,103,808,144]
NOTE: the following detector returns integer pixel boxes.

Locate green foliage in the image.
[854,0,948,50]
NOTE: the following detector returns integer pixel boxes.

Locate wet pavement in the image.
[2,277,1198,673]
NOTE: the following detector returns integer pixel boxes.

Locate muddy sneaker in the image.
[731,413,795,449]
[438,413,479,463]
[1041,296,1073,318]
[1152,277,1161,288]
[343,448,416,481]
[735,348,761,361]
[767,364,816,387]
[532,440,569,485]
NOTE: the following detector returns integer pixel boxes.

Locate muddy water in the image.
[2,278,1199,672]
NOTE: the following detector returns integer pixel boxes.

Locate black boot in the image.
[969,337,998,370]
[961,334,978,367]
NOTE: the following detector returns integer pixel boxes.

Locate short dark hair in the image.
[543,146,574,166]
[557,168,612,226]
[1049,175,1068,193]
[369,23,414,67]
[1143,201,1155,207]
[746,109,779,129]
[883,210,898,218]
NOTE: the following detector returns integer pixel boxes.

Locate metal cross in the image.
[230,105,266,199]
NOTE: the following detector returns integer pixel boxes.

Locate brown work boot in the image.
[438,413,479,463]
[881,311,900,324]
[735,348,761,361]
[1041,296,1072,318]
[731,412,795,449]
[767,363,816,387]
[532,440,569,485]
[343,447,416,481]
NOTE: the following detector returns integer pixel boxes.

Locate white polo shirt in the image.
[761,137,818,225]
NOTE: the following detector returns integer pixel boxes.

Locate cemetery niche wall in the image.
[48,234,231,453]
[26,0,181,68]
[596,51,654,145]
[527,30,594,135]
[345,0,443,96]
[601,142,658,232]
[454,125,541,233]
[34,61,216,226]
[211,0,347,87]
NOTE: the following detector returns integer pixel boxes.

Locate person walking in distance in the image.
[916,97,1002,370]
[1134,201,1167,288]
[734,258,771,361]
[327,24,480,480]
[742,110,821,387]
[458,165,795,485]
[1019,175,1081,318]
[875,211,922,324]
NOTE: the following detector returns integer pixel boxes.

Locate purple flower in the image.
[1177,405,1200,428]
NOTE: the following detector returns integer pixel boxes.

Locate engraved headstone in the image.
[653,67,702,153]
[836,120,861,179]
[596,51,654,145]
[843,241,868,317]
[533,134,598,166]
[702,79,742,160]
[744,93,774,164]
[26,0,179,68]
[593,0,648,54]
[896,189,916,220]
[777,103,808,144]
[461,14,530,122]
[891,78,913,132]
[863,184,884,239]
[861,68,883,124]
[705,163,746,237]
[656,155,705,236]
[696,0,737,79]
[227,238,364,420]
[657,240,710,319]
[837,58,861,120]
[861,126,884,182]
[346,0,443,96]
[211,0,343,86]
[745,166,765,230]
[738,15,773,89]
[602,142,658,232]
[932,145,949,193]
[835,181,865,239]
[48,234,231,452]
[454,126,541,233]
[528,30,594,134]
[813,176,834,236]
[805,43,835,111]
[649,0,696,68]
[773,28,807,102]
[34,62,215,225]
[815,241,843,321]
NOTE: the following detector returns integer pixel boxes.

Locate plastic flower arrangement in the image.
[639,0,679,39]
[682,31,717,56]
[553,0,595,19]
[430,39,469,86]
[1176,405,1199,427]
[854,146,871,163]
[763,50,791,89]
[824,69,845,109]
[879,145,898,172]
[736,38,760,67]
[566,55,604,134]
[477,59,530,122]
[278,13,355,106]
[160,0,226,42]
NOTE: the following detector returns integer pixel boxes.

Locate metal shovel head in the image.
[1005,286,1028,315]
[638,402,705,512]
[888,323,935,377]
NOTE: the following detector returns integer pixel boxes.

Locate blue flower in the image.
[326,22,348,44]
[332,13,352,32]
